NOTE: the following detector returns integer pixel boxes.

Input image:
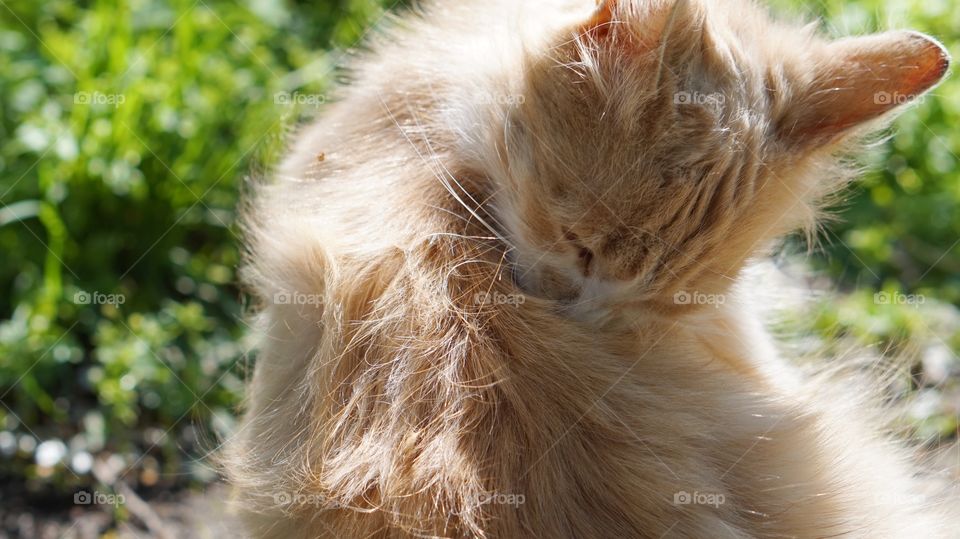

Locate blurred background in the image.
[0,0,957,537]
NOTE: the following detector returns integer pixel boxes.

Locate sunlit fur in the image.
[224,0,953,536]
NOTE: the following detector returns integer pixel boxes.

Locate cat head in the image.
[489,0,948,318]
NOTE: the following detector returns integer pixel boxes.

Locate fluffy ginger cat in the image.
[224,0,953,536]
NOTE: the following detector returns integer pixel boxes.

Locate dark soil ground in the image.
[0,482,236,539]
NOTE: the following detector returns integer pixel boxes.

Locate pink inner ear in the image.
[789,31,950,145]
[579,0,650,49]
[580,0,616,39]
[577,0,697,55]
[880,34,950,103]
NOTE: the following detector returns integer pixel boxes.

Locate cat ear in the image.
[780,31,950,148]
[580,0,700,52]
[581,0,616,38]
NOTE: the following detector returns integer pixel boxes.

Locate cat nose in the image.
[572,243,637,281]
[589,259,637,282]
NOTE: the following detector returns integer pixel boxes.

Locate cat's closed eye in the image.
[576,245,594,277]
[562,228,595,277]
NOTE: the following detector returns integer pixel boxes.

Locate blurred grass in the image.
[0,0,399,494]
[0,0,957,506]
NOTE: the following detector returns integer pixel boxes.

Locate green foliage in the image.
[770,0,960,443]
[0,0,397,488]
[770,0,960,301]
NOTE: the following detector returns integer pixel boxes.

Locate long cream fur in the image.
[223,0,954,536]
